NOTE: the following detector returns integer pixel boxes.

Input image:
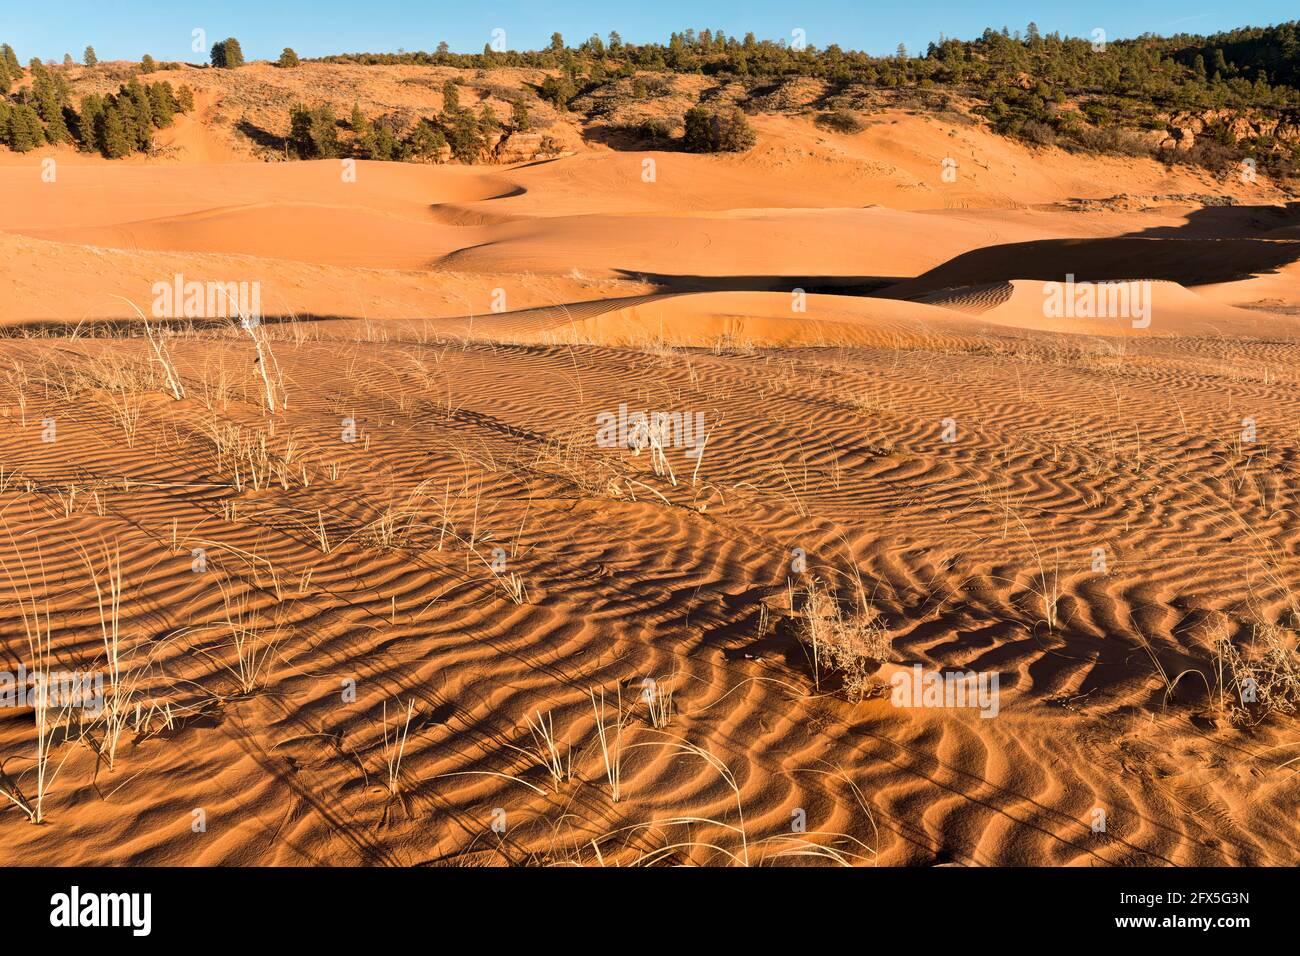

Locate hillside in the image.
[3,21,1300,183]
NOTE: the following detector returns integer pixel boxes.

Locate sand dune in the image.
[454,290,978,346]
[1,88,1298,870]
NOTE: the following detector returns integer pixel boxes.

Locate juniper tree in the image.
[141,54,157,73]
[83,46,97,66]
[278,48,300,68]
[715,107,756,151]
[682,106,714,152]
[1,44,19,75]
[176,85,195,112]
[63,53,74,67]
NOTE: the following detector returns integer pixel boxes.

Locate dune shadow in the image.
[582,124,681,153]
[879,202,1300,299]
[612,270,902,295]
[235,119,288,152]
[1117,200,1300,239]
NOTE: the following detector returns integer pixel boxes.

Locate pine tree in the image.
[118,80,154,149]
[33,75,71,143]
[288,103,339,158]
[133,100,154,148]
[1,44,19,75]
[539,74,574,110]
[510,99,530,131]
[278,48,300,68]
[77,94,105,150]
[141,54,157,73]
[441,80,460,114]
[446,109,484,162]
[63,53,74,67]
[96,101,132,158]
[148,83,176,127]
[6,104,45,152]
[363,121,403,160]
[177,85,195,113]
[223,38,245,68]
[350,101,368,132]
[83,46,97,67]
[407,118,446,161]
[211,38,245,69]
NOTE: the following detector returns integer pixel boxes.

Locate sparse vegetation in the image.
[797,577,890,700]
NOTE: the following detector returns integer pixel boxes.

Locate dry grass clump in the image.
[797,577,890,701]
[507,709,571,787]
[1214,621,1300,726]
[530,426,626,499]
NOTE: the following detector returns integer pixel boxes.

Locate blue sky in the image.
[4,0,1297,62]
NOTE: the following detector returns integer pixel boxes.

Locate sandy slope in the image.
[0,101,1298,867]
